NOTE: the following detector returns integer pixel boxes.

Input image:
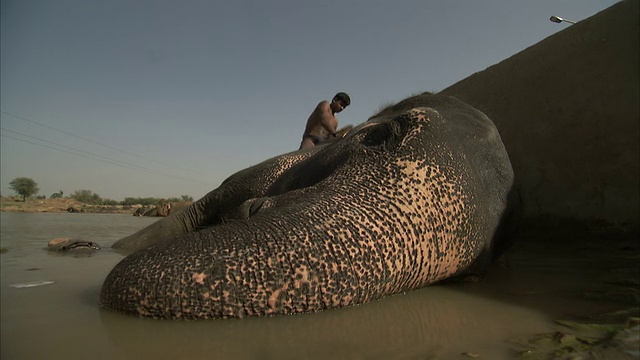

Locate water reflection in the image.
[99,285,550,360]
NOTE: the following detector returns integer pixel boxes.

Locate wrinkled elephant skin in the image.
[101,94,515,319]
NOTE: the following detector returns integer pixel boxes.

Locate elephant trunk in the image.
[102,218,362,318]
[111,184,258,251]
[111,151,320,252]
[101,184,483,319]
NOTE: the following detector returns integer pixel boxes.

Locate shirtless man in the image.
[299,92,351,150]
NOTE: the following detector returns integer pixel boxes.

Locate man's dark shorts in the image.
[305,134,328,145]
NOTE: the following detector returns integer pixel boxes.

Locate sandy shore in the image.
[0,197,141,214]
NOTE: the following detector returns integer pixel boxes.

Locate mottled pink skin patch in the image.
[192,272,206,285]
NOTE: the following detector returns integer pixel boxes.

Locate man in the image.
[299,92,351,149]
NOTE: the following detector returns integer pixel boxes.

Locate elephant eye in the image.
[360,120,403,148]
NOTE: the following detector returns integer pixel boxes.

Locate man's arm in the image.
[318,101,337,136]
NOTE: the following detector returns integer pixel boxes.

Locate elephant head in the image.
[101,94,515,319]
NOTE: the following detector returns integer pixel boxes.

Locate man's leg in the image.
[299,137,315,149]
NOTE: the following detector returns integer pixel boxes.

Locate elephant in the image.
[101,93,516,320]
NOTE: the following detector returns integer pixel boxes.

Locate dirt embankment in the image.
[0,197,142,214]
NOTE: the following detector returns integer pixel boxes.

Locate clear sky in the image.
[1,0,619,201]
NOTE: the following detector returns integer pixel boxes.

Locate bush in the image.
[70,190,102,205]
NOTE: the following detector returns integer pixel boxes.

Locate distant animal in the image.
[48,238,101,252]
[101,94,515,320]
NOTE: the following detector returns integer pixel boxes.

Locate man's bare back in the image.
[299,92,351,150]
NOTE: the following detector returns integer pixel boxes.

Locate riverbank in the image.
[0,197,145,214]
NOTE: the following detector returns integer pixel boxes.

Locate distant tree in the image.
[102,198,119,206]
[50,190,63,199]
[121,197,137,206]
[121,197,158,206]
[166,195,193,203]
[9,177,39,202]
[70,189,102,205]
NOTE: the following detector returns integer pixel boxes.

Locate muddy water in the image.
[0,212,635,359]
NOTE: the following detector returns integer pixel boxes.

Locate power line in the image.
[1,127,167,175]
[0,129,214,185]
[1,132,156,173]
[1,132,213,185]
[0,110,204,176]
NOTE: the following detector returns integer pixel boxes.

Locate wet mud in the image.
[459,220,639,359]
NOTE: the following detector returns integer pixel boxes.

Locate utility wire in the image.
[1,132,159,173]
[1,127,167,175]
[1,129,214,185]
[0,110,204,176]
